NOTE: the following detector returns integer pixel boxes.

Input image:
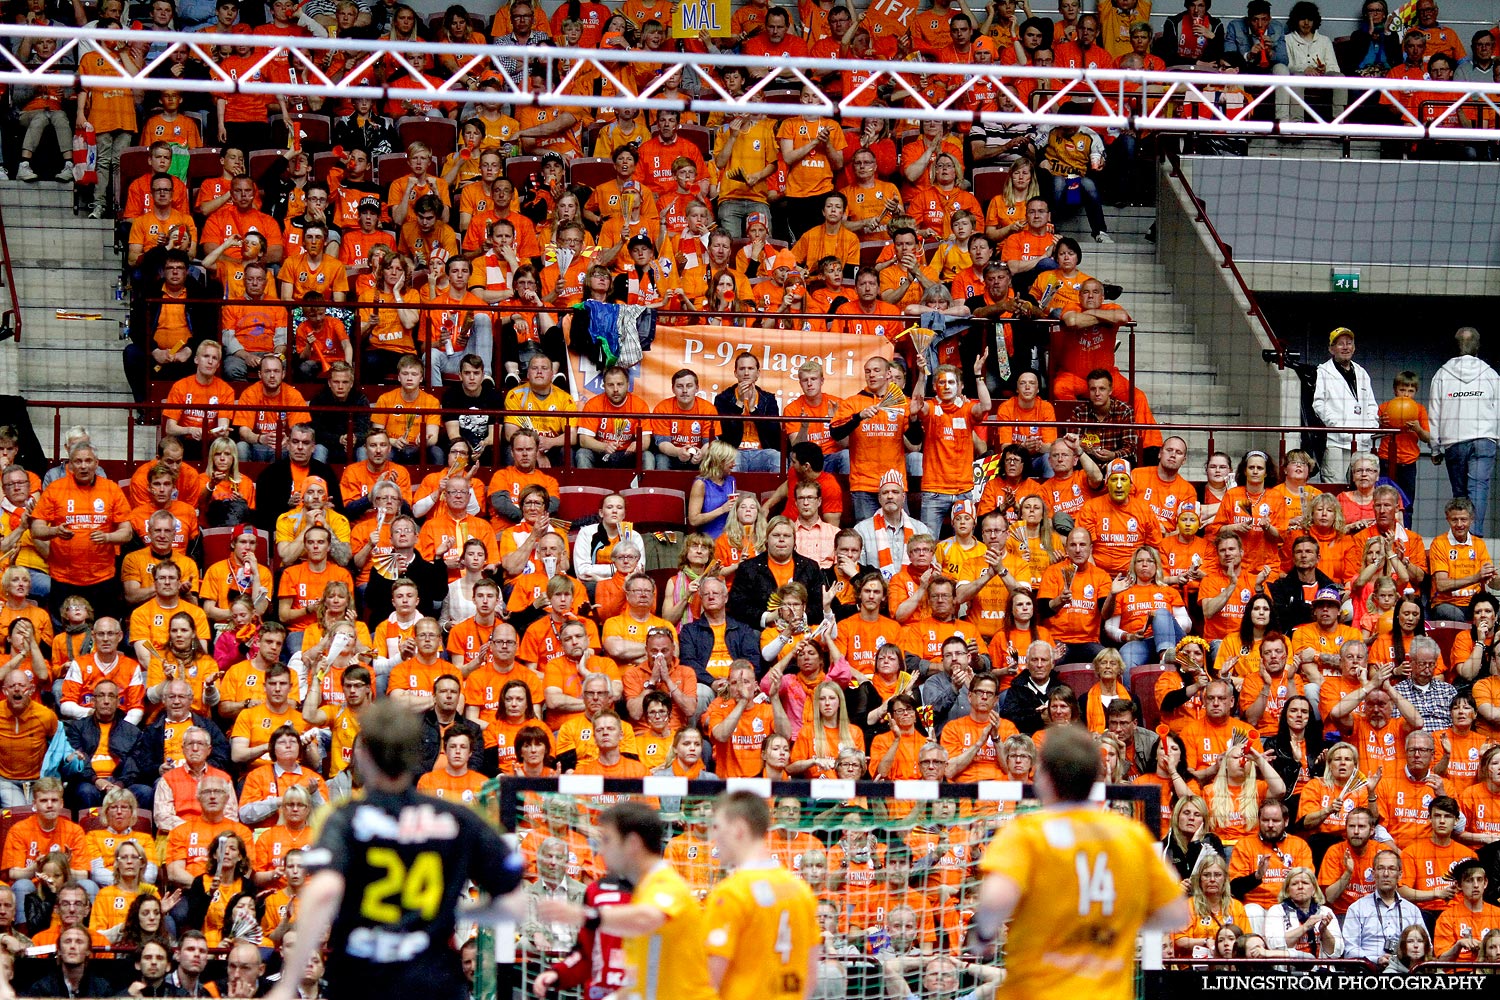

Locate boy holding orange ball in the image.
[1378,370,1432,527]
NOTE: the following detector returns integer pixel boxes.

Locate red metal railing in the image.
[25,398,1391,475]
[1164,148,1287,369]
[0,184,20,343]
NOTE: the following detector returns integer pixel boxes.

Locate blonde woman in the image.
[714,494,767,581]
[1160,792,1226,881]
[1172,854,1247,957]
[1081,648,1136,734]
[199,437,257,524]
[687,439,739,539]
[1294,742,1364,840]
[1097,731,1130,782]
[1263,867,1343,957]
[982,157,1041,243]
[92,840,169,941]
[1003,495,1064,590]
[1203,742,1286,850]
[788,680,864,779]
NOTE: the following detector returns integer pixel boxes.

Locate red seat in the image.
[271,113,332,151]
[200,526,271,566]
[858,240,889,267]
[646,567,678,613]
[187,147,224,187]
[675,124,712,160]
[568,157,615,191]
[312,150,341,183]
[77,807,153,834]
[247,148,283,188]
[620,488,686,528]
[377,152,411,186]
[556,485,613,522]
[505,155,540,190]
[398,116,458,159]
[0,807,34,850]
[1131,667,1166,731]
[1057,666,1098,696]
[971,165,1010,208]
[1426,621,1469,665]
[115,146,150,208]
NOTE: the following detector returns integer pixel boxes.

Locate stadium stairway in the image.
[1051,203,1243,458]
[0,180,135,463]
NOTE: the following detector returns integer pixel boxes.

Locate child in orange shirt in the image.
[1376,370,1432,528]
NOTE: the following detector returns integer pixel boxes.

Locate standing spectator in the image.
[1429,499,1494,622]
[1376,371,1432,524]
[76,22,138,219]
[1311,327,1378,485]
[915,355,992,537]
[30,443,133,622]
[1429,327,1500,526]
[833,356,923,521]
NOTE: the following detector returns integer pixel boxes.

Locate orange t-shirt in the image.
[32,477,133,586]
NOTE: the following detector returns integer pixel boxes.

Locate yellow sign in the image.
[672,0,730,37]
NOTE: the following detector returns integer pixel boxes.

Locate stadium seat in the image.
[505,155,541,190]
[398,116,458,159]
[676,124,712,160]
[971,165,1010,207]
[620,488,686,529]
[271,114,332,151]
[1131,667,1166,731]
[187,147,224,186]
[1426,620,1469,664]
[115,146,150,208]
[557,485,614,522]
[247,149,284,188]
[0,807,34,848]
[1057,665,1098,695]
[377,152,411,186]
[646,567,678,612]
[568,157,615,191]
[859,241,888,267]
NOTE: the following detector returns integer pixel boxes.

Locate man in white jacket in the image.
[1312,326,1378,485]
[1430,326,1500,530]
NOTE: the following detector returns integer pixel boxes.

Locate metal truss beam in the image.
[4,24,1500,141]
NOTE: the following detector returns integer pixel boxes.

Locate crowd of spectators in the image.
[1,0,1500,993]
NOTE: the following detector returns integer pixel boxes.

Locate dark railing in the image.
[1164,148,1288,369]
[25,397,1391,476]
[0,181,20,344]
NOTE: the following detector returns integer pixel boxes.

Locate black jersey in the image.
[305,787,523,1000]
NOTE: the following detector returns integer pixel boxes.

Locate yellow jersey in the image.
[978,804,1180,1000]
[623,861,718,1000]
[705,861,820,1000]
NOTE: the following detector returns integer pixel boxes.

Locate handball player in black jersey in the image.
[269,701,525,1000]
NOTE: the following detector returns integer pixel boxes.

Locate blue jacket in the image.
[1224,17,1288,68]
[679,617,763,685]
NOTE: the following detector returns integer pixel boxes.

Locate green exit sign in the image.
[1332,269,1361,292]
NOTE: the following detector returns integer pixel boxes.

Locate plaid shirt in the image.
[1393,677,1457,732]
[1075,397,1139,464]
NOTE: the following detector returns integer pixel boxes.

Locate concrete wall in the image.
[1181,157,1500,288]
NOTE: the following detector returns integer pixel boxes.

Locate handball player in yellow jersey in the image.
[970,726,1187,1000]
[705,791,821,1000]
[540,801,718,1000]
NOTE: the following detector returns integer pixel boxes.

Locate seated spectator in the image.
[240,724,329,824]
[82,786,156,889]
[648,369,720,471]
[142,706,233,831]
[714,352,783,473]
[230,664,315,768]
[1228,798,1313,935]
[160,341,235,462]
[1155,0,1226,68]
[417,727,487,802]
[252,422,346,537]
[127,467,200,555]
[164,777,253,891]
[61,678,151,811]
[88,838,157,942]
[182,830,254,948]
[417,675,484,773]
[4,778,91,916]
[503,355,576,466]
[26,926,113,997]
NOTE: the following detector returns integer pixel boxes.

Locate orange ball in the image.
[1384,395,1419,427]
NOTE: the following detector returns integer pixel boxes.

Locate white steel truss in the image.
[4,24,1500,141]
